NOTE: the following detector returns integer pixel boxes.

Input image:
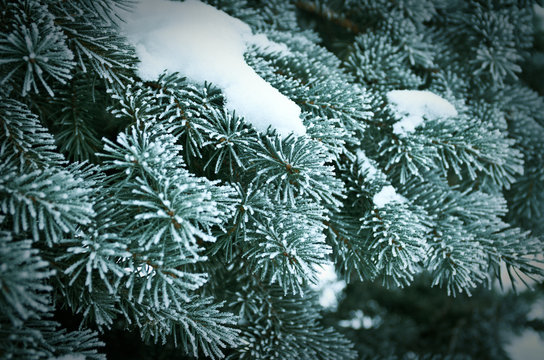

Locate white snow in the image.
[121,0,304,136]
[355,149,377,177]
[247,34,292,56]
[311,263,346,309]
[502,257,544,360]
[508,329,544,360]
[338,310,374,330]
[507,299,544,360]
[373,185,406,208]
[387,90,457,135]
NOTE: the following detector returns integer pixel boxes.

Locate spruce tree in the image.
[0,0,543,359]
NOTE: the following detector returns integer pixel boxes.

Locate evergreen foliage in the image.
[323,277,544,360]
[0,0,543,359]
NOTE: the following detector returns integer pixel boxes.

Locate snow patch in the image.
[311,263,345,309]
[338,310,375,330]
[373,185,406,208]
[121,0,304,136]
[387,90,457,135]
[247,34,292,56]
[355,149,377,177]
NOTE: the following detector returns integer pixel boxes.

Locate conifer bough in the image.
[0,0,543,359]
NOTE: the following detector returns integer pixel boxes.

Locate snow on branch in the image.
[387,90,457,135]
[121,0,305,136]
[355,149,377,177]
[373,185,406,208]
[311,263,346,309]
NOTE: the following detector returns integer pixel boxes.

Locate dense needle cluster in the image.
[0,0,543,359]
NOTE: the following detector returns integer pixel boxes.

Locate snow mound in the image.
[387,90,457,135]
[373,185,406,208]
[121,0,304,136]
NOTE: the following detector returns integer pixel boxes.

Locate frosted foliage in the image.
[387,90,458,135]
[355,149,377,177]
[122,0,305,136]
[373,185,406,208]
